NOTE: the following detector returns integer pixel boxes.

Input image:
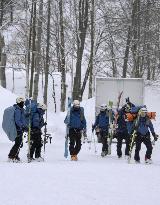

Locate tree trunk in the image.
[72,0,89,100]
[25,1,33,98]
[29,0,37,97]
[59,0,66,111]
[0,53,7,88]
[0,0,3,27]
[131,0,141,78]
[0,33,6,88]
[10,0,13,23]
[122,26,131,78]
[33,0,43,100]
[88,0,94,99]
[43,0,51,105]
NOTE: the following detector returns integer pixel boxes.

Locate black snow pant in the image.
[134,132,152,161]
[8,131,23,159]
[100,130,108,152]
[116,131,130,157]
[69,128,82,156]
[30,128,42,158]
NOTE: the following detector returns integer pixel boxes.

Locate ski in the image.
[108,101,114,155]
[127,130,137,163]
[27,99,32,163]
[64,97,72,158]
[128,115,140,163]
[108,91,123,155]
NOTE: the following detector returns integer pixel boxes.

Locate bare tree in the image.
[59,0,66,111]
[73,0,89,100]
[43,0,51,105]
[33,0,43,100]
[29,0,37,97]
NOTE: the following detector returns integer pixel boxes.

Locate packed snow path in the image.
[0,139,160,205]
[0,84,160,205]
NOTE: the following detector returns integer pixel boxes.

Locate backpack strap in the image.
[80,107,84,121]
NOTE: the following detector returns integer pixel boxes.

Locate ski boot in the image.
[15,156,22,163]
[125,155,129,160]
[145,157,152,164]
[35,157,44,162]
[74,155,78,161]
[118,155,122,159]
[28,157,35,162]
[71,155,78,161]
[135,160,140,164]
[8,156,15,162]
[101,151,107,157]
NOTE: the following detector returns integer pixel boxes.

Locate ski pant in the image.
[134,132,152,161]
[8,131,23,158]
[69,128,82,155]
[100,130,108,152]
[30,128,42,158]
[116,131,130,157]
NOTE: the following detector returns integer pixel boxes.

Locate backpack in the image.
[2,106,17,141]
[25,99,38,126]
[65,107,85,126]
[126,112,156,122]
[79,107,84,121]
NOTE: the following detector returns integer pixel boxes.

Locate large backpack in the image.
[25,99,38,126]
[65,107,85,126]
[2,106,17,141]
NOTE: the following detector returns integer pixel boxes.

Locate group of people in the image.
[64,99,158,163]
[4,96,158,164]
[7,97,47,162]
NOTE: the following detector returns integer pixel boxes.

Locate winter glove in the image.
[82,129,87,139]
[44,122,47,126]
[153,133,158,141]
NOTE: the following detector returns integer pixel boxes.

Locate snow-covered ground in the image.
[0,80,160,205]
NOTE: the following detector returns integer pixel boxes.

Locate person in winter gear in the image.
[29,103,47,161]
[64,100,86,161]
[121,100,135,135]
[116,108,130,158]
[92,104,109,157]
[134,107,158,163]
[8,97,26,162]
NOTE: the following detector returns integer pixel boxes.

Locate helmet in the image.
[140,107,148,113]
[139,107,147,117]
[16,97,25,104]
[100,104,107,111]
[73,100,80,108]
[37,103,47,110]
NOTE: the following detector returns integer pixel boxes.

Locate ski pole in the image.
[92,131,97,154]
[88,132,93,150]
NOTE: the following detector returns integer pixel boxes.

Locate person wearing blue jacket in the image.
[29,103,47,162]
[116,107,130,158]
[92,104,109,157]
[8,97,26,162]
[134,107,158,164]
[64,100,86,161]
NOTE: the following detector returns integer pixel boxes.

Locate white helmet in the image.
[16,97,25,104]
[73,100,80,108]
[37,103,47,110]
[140,107,148,113]
[100,104,107,111]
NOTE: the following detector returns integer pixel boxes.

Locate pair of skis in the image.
[64,97,72,158]
[108,91,123,155]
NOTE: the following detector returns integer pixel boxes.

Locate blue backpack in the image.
[64,107,84,126]
[2,106,17,141]
[25,99,38,126]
